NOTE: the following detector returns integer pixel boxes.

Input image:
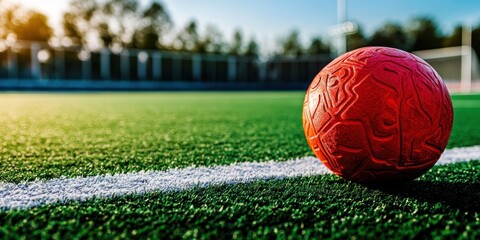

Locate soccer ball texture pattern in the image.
[303,47,453,182]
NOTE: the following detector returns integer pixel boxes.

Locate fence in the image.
[0,41,332,90]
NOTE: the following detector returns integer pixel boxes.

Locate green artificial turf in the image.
[449,94,480,147]
[0,92,479,183]
[0,161,478,239]
[0,92,309,183]
[0,92,479,239]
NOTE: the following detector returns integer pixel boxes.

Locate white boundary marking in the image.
[0,145,479,210]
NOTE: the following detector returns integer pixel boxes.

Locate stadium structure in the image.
[0,40,331,91]
[0,39,479,91]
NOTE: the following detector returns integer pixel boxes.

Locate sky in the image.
[12,0,480,52]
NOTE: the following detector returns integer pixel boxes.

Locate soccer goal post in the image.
[413,46,480,93]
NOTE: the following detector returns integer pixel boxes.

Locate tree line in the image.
[1,0,480,57]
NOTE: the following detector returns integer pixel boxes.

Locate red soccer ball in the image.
[303,47,453,182]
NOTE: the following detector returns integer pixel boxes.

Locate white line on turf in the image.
[0,145,479,210]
